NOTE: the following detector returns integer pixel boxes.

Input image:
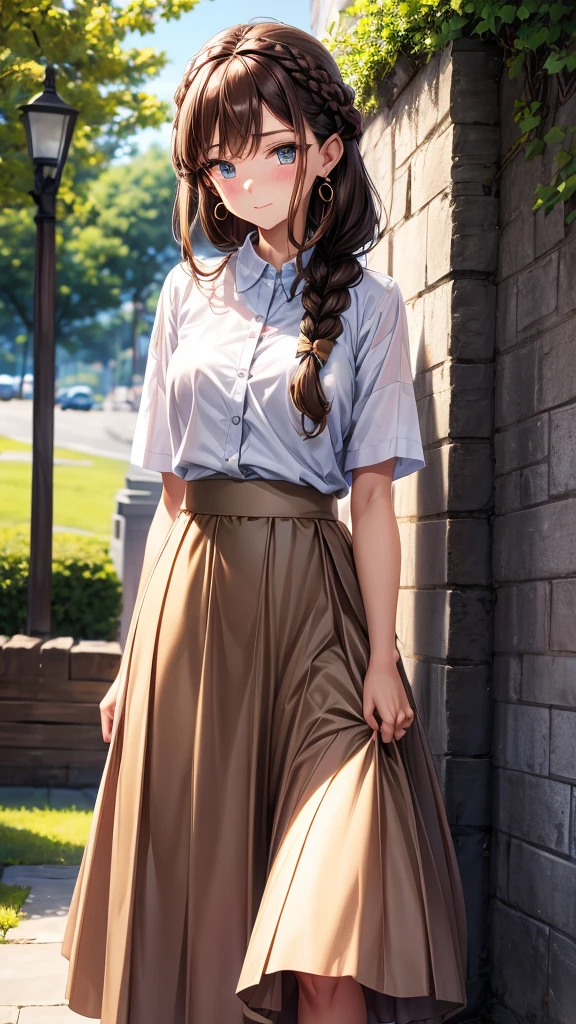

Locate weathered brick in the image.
[493,654,521,702]
[517,251,559,331]
[550,404,576,497]
[426,190,452,284]
[449,44,501,126]
[493,768,570,853]
[550,580,576,654]
[391,208,428,299]
[490,829,510,901]
[496,275,518,353]
[70,641,122,681]
[522,654,576,707]
[411,125,453,211]
[452,195,499,273]
[519,464,549,507]
[408,659,491,757]
[495,339,538,428]
[39,637,74,678]
[550,710,576,781]
[549,931,576,1024]
[492,702,549,775]
[0,635,42,677]
[494,582,549,654]
[494,471,521,515]
[398,518,490,588]
[445,756,491,827]
[397,588,492,662]
[490,900,549,1024]
[389,169,408,227]
[534,199,566,258]
[558,236,576,317]
[394,442,493,519]
[497,210,535,281]
[452,279,496,361]
[495,415,549,474]
[509,839,576,937]
[494,500,576,581]
[540,319,576,412]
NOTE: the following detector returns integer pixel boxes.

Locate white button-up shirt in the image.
[130,233,425,499]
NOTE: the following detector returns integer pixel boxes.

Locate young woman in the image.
[62,21,468,1024]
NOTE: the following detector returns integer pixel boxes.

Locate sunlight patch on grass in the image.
[0,805,93,867]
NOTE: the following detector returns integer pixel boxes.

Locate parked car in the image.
[0,374,15,400]
[60,384,94,410]
[10,373,34,398]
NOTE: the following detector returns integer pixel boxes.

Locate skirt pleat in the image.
[61,480,467,1024]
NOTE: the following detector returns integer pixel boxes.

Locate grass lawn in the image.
[0,803,93,939]
[0,435,128,537]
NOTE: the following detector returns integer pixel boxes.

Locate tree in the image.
[0,0,201,210]
[0,145,180,375]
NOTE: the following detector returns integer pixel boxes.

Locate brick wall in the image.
[490,72,576,1024]
[0,634,121,787]
[357,40,501,1020]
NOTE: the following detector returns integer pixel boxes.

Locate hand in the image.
[362,651,415,744]
[100,677,120,744]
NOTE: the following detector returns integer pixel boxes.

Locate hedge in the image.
[0,528,122,641]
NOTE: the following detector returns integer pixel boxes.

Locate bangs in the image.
[175,50,306,171]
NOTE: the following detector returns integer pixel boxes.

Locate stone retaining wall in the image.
[0,634,121,787]
[356,40,501,1020]
[490,72,576,1024]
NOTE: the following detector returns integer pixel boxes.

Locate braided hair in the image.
[171,22,383,438]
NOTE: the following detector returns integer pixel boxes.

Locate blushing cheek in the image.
[269,164,296,202]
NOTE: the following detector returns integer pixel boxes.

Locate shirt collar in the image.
[235,232,314,300]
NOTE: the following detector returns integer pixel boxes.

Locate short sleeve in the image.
[130,269,179,473]
[343,277,425,487]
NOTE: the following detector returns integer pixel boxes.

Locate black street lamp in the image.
[19,66,78,638]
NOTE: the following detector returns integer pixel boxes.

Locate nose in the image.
[243,178,254,192]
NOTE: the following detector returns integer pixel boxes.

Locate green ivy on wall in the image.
[325,0,576,222]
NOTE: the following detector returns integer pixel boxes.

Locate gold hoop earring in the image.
[318,177,334,203]
[214,201,228,221]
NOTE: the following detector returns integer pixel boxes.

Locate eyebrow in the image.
[206,129,295,155]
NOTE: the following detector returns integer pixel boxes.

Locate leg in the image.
[295,972,367,1024]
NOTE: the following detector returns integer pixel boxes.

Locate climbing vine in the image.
[325,0,576,222]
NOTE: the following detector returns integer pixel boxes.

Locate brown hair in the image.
[171,21,383,438]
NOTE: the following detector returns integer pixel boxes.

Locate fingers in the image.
[377,707,415,744]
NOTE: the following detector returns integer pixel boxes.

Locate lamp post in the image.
[19,66,78,638]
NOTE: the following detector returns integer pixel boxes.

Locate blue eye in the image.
[218,161,236,179]
[276,145,296,165]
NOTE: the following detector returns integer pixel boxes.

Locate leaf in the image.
[524,138,545,161]
[519,114,542,132]
[517,4,530,18]
[499,5,517,23]
[509,53,525,78]
[544,53,567,73]
[543,126,567,144]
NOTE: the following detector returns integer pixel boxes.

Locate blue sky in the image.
[124,0,312,153]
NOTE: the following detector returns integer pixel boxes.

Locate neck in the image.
[253,193,309,271]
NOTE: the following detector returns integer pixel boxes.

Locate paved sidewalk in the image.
[0,788,99,1023]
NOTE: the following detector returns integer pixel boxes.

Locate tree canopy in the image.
[0,0,201,209]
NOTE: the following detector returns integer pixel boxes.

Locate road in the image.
[0,400,138,461]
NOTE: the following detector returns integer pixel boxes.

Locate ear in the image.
[318,133,344,176]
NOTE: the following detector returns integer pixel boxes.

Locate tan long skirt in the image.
[61,477,468,1024]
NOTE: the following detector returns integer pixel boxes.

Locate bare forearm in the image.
[134,474,185,607]
[351,491,401,666]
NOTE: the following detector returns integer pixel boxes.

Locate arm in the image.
[132,471,186,608]
[350,458,415,744]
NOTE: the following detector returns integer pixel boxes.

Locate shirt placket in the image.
[223,268,278,474]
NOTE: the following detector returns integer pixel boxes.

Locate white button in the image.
[232,415,240,424]
[237,371,245,378]
[255,314,263,322]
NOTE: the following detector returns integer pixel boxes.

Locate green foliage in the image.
[0,527,122,640]
[0,144,178,362]
[326,0,576,221]
[0,0,202,210]
[0,882,31,940]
